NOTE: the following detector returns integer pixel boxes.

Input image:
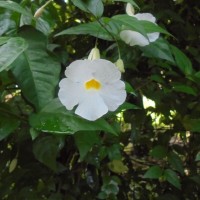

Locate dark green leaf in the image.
[33,136,60,171]
[108,144,121,160]
[170,45,193,75]
[55,19,115,41]
[72,0,104,18]
[74,131,101,160]
[0,1,33,17]
[29,99,117,135]
[150,145,168,159]
[164,169,181,189]
[142,38,175,63]
[113,0,139,9]
[183,118,200,132]
[195,152,200,161]
[168,151,184,174]
[0,103,20,140]
[172,84,197,96]
[11,26,60,111]
[144,166,163,179]
[0,37,28,72]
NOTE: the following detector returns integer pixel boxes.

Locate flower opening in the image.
[85,79,101,90]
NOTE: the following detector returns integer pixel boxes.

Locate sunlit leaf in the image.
[0,37,28,72]
[11,26,60,111]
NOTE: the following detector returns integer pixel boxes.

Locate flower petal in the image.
[147,32,160,42]
[58,78,83,110]
[100,81,126,111]
[120,30,149,47]
[92,59,121,83]
[65,60,94,83]
[134,13,156,23]
[75,92,108,121]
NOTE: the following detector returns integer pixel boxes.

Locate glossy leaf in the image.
[0,37,28,72]
[29,99,117,135]
[33,136,60,171]
[72,0,104,17]
[168,151,184,174]
[74,131,101,160]
[170,45,193,75]
[0,1,33,17]
[11,26,60,111]
[144,166,163,179]
[164,169,181,189]
[142,38,175,63]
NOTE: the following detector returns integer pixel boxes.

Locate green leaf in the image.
[108,144,121,160]
[113,14,171,37]
[0,1,33,17]
[172,84,197,96]
[72,0,104,18]
[170,45,193,75]
[195,152,200,161]
[168,151,184,174]
[55,19,114,41]
[113,0,139,9]
[74,131,101,160]
[29,99,117,135]
[0,37,28,72]
[0,103,20,140]
[183,118,200,132]
[164,169,181,189]
[33,136,60,171]
[11,26,60,111]
[150,145,168,159]
[142,38,175,63]
[144,166,163,179]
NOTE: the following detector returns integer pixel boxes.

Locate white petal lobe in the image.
[75,92,108,121]
[120,30,149,46]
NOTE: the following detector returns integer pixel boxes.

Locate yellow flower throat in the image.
[85,79,101,90]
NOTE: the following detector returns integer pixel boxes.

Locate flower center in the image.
[85,79,101,90]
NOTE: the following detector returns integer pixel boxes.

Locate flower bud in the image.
[88,47,100,60]
[34,0,52,18]
[9,158,18,173]
[126,3,135,16]
[34,6,45,18]
[115,58,125,73]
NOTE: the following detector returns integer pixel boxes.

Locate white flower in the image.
[120,3,159,47]
[58,59,126,121]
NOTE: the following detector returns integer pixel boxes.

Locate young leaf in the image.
[144,166,163,179]
[172,84,197,96]
[0,37,28,72]
[164,169,181,189]
[11,26,61,111]
[74,131,101,160]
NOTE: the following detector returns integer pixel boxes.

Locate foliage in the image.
[0,0,200,199]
